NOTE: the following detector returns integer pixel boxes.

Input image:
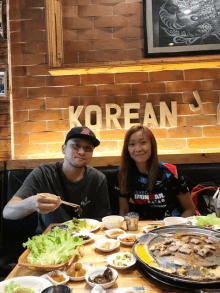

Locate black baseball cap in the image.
[64,126,100,147]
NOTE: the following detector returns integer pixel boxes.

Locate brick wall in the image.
[9,0,220,160]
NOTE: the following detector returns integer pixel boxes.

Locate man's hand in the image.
[35,193,61,214]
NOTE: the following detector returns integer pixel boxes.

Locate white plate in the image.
[0,277,52,293]
[95,239,120,252]
[187,215,220,230]
[73,232,95,244]
[105,228,126,239]
[64,218,101,232]
[117,233,138,246]
[107,252,136,269]
[85,267,118,289]
[65,262,93,281]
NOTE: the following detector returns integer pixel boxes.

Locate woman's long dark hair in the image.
[119,124,158,195]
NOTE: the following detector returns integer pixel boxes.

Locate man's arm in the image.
[3,193,61,220]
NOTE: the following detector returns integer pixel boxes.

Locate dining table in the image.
[5,221,190,293]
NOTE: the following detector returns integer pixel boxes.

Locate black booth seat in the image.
[1,162,220,279]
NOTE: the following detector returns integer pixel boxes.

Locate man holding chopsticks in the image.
[3,126,111,234]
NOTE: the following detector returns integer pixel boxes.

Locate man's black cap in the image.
[64,126,100,147]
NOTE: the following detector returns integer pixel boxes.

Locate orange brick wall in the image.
[9,0,220,159]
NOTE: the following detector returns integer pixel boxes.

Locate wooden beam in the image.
[49,55,220,76]
[5,153,220,170]
[46,0,63,68]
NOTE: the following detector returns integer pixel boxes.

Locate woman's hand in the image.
[119,197,130,216]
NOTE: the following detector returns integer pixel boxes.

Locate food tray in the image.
[18,247,79,271]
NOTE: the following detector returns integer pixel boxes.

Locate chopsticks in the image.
[38,194,81,209]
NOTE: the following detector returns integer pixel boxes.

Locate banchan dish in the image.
[133,225,220,290]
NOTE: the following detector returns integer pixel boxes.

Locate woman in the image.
[118,124,196,220]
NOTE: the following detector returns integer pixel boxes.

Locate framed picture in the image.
[0,71,7,97]
[0,0,3,39]
[144,0,220,57]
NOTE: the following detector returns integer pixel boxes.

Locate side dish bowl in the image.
[104,228,125,239]
[95,239,120,252]
[102,215,124,229]
[107,252,136,270]
[85,267,118,289]
[117,233,138,246]
[44,270,69,285]
[65,262,93,281]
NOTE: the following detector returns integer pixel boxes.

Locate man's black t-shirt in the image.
[13,161,111,232]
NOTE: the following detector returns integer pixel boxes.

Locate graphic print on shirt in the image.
[134,190,167,208]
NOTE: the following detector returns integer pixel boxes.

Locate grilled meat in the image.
[190,238,201,245]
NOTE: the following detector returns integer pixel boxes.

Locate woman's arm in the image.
[177,192,196,217]
[119,197,130,216]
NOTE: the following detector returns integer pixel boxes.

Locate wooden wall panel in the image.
[0,0,10,161]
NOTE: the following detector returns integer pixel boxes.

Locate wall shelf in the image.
[48,55,220,76]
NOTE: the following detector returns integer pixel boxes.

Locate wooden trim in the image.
[46,0,63,68]
[5,153,220,170]
[49,55,220,76]
[0,161,4,171]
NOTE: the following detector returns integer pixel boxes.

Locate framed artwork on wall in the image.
[144,0,220,58]
[0,0,3,39]
[0,71,7,96]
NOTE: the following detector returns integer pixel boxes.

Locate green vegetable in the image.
[23,227,84,265]
[195,213,220,227]
[2,281,35,293]
[64,218,87,231]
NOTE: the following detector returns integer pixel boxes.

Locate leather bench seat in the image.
[0,162,220,278]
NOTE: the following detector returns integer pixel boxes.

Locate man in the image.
[3,126,111,233]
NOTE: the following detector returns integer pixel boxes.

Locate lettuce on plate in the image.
[64,218,87,231]
[23,227,84,265]
[195,213,220,227]
[2,281,35,293]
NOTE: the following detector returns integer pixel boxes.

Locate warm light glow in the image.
[49,61,220,76]
[184,9,191,14]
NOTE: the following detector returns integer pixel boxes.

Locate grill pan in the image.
[133,225,220,290]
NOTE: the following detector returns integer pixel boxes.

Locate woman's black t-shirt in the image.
[119,161,189,220]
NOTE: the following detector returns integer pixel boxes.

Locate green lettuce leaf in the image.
[2,281,36,293]
[64,218,87,231]
[23,227,84,265]
[195,213,220,227]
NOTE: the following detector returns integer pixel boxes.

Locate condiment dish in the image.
[104,228,125,239]
[95,239,120,252]
[107,252,136,269]
[85,267,118,289]
[65,262,93,281]
[51,225,69,232]
[43,270,69,285]
[102,215,124,229]
[72,232,95,244]
[117,233,138,246]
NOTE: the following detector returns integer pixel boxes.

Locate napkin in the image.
[91,285,106,293]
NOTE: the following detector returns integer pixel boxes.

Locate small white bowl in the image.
[104,228,125,239]
[85,267,118,289]
[65,262,93,281]
[164,217,188,226]
[117,233,138,246]
[102,215,124,230]
[95,239,120,252]
[44,270,69,285]
[107,252,136,270]
[73,232,95,244]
